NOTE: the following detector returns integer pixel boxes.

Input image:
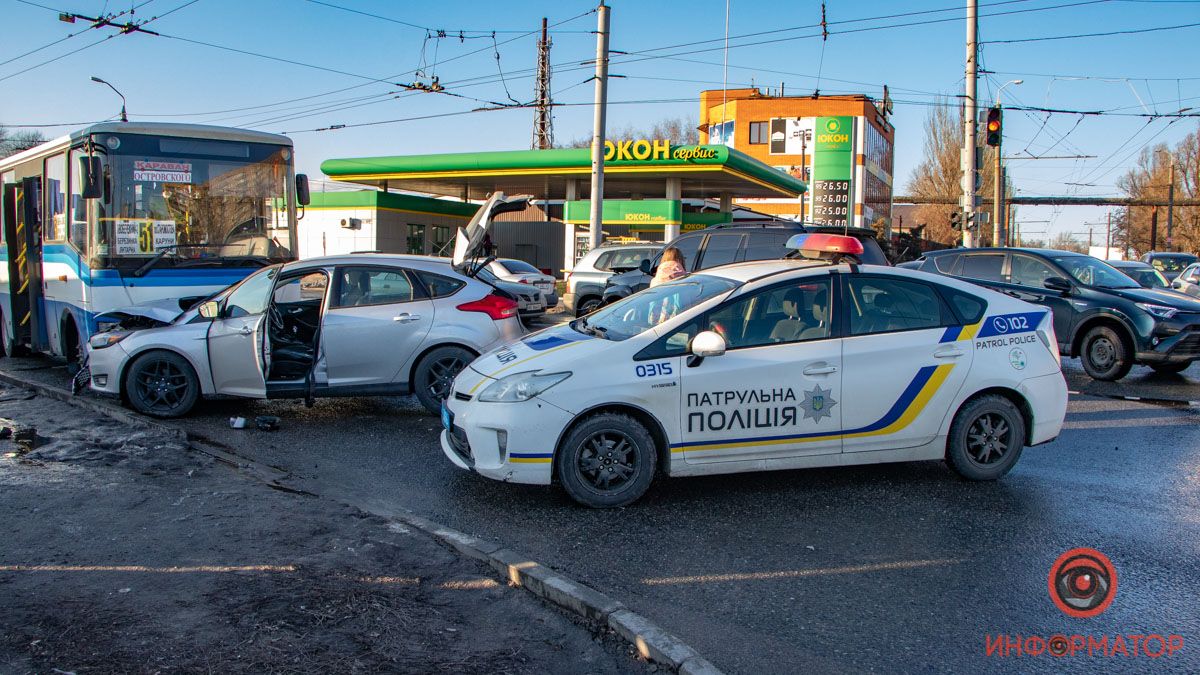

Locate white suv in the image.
[565,243,661,316]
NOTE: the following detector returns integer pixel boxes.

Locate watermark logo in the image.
[1049,548,1117,618]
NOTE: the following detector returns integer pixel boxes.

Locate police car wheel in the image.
[124,351,200,418]
[1079,325,1131,381]
[946,395,1026,481]
[557,413,657,508]
[414,346,473,415]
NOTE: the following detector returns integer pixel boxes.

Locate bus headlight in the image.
[89,331,131,349]
[478,371,571,403]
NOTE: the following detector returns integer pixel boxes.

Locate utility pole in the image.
[1150,205,1159,250]
[993,153,1003,246]
[532,17,554,150]
[1105,211,1112,258]
[1166,160,1176,251]
[961,0,979,248]
[588,3,610,251]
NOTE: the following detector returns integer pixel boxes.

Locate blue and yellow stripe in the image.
[509,452,553,464]
[939,321,982,343]
[671,363,955,454]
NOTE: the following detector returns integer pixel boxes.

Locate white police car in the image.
[440,234,1068,508]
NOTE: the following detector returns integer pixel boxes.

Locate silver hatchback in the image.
[87,194,530,417]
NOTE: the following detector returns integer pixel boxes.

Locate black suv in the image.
[916,247,1200,380]
[601,223,888,304]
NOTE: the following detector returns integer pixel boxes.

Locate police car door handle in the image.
[393,313,421,323]
[803,364,838,376]
[933,346,965,359]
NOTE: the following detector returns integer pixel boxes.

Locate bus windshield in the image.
[99,133,294,266]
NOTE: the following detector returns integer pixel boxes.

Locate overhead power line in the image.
[983,20,1200,43]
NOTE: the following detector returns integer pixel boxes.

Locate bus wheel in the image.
[124,351,200,418]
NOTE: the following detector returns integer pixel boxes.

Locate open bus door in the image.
[1,178,47,354]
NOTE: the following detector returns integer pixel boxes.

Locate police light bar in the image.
[785,233,865,259]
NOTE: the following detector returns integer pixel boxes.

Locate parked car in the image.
[564,243,662,316]
[1108,260,1170,290]
[601,224,888,305]
[485,258,558,309]
[915,247,1200,379]
[1169,262,1200,297]
[1142,252,1198,282]
[87,193,530,417]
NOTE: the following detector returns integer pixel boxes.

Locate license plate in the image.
[441,404,453,431]
[536,282,552,290]
[526,303,543,311]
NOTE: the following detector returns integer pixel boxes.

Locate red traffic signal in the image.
[985,106,1002,146]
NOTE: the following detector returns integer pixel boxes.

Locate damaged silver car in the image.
[86,194,529,417]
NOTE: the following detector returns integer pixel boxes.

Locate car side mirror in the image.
[1172,280,1183,289]
[79,155,104,199]
[198,300,221,319]
[639,258,652,274]
[295,173,311,206]
[1043,276,1072,294]
[688,330,726,367]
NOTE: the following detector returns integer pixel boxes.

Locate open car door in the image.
[207,266,278,398]
[451,192,530,277]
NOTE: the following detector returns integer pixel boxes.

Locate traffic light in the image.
[986,106,1002,147]
[950,211,962,230]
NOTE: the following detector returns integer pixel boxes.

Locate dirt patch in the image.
[0,387,642,674]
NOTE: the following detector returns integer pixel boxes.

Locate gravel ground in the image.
[0,386,643,674]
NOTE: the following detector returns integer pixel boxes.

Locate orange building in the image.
[699,88,895,231]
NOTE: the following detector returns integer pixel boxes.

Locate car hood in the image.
[1104,285,1200,311]
[606,268,647,287]
[94,298,189,327]
[458,324,606,392]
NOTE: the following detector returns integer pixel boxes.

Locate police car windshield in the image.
[577,275,738,341]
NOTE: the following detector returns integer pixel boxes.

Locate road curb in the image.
[0,366,724,674]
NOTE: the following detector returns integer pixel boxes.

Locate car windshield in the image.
[1050,255,1138,289]
[575,274,739,341]
[1134,269,1168,288]
[500,259,540,274]
[1149,255,1197,273]
[101,133,294,265]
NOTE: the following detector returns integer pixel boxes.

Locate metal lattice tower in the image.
[532,17,554,149]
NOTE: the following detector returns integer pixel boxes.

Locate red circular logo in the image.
[1048,548,1117,618]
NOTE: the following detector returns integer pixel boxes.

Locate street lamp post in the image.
[91,76,127,122]
[993,79,1022,246]
[1156,148,1176,251]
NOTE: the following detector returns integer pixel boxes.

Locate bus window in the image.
[44,153,66,241]
[68,148,90,255]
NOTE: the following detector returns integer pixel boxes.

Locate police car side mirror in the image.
[688,330,726,367]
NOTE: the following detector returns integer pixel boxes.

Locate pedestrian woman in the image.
[650,247,687,287]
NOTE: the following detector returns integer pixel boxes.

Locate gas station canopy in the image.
[320,144,807,201]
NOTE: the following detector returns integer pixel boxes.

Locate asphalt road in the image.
[5,352,1198,673]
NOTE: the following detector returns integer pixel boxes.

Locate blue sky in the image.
[3,0,1198,244]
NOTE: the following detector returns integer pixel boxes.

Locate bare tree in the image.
[905,100,1009,245]
[558,116,699,148]
[1114,123,1200,255]
[1048,231,1086,253]
[0,126,46,159]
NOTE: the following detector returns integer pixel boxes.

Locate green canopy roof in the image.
[320,145,806,201]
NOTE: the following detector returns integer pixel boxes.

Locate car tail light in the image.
[1036,313,1061,368]
[518,278,530,284]
[457,293,518,320]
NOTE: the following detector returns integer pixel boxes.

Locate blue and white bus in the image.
[0,122,309,365]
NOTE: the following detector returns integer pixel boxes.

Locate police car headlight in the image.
[1137,303,1178,320]
[478,371,572,403]
[89,331,132,349]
